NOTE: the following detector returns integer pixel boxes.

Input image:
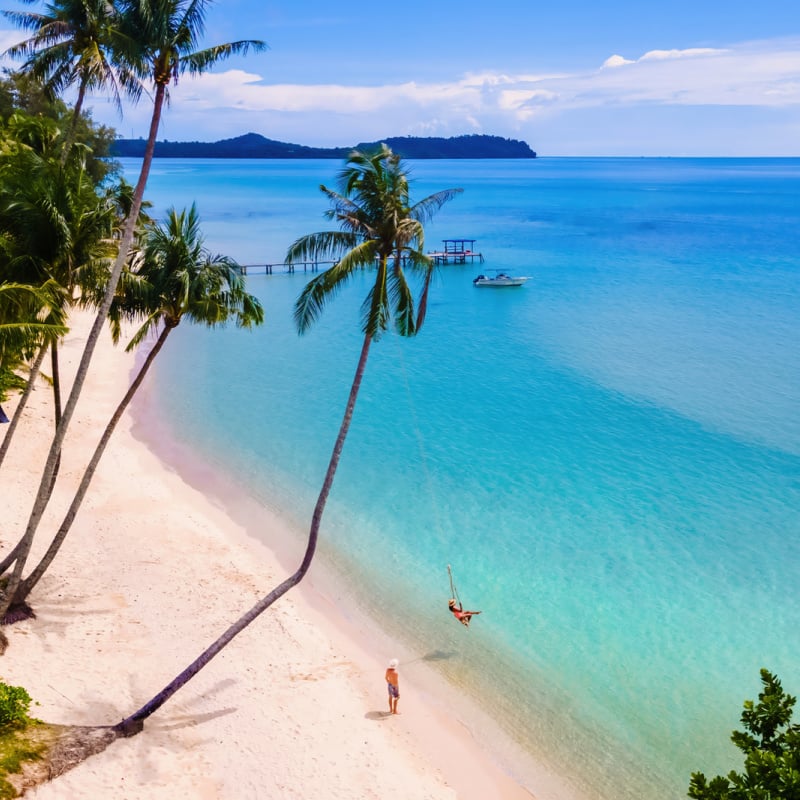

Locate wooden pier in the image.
[428,239,484,265]
[239,240,483,275]
[238,260,334,275]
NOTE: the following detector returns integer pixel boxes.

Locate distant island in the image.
[111,133,537,159]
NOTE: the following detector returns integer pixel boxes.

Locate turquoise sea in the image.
[121,157,800,800]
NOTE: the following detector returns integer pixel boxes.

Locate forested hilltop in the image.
[111,132,537,159]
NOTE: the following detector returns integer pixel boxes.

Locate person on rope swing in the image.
[448,598,481,627]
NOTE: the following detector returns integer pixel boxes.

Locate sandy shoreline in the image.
[2,309,535,799]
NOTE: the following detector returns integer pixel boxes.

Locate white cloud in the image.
[169,38,800,125]
[1,26,798,154]
[602,55,634,69]
[639,47,724,61]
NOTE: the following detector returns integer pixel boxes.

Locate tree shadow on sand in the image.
[3,704,237,795]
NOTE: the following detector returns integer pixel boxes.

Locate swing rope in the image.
[393,337,446,538]
[447,564,462,606]
[392,338,457,603]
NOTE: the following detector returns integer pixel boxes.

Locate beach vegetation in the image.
[0,113,118,496]
[0,678,117,798]
[0,281,67,478]
[0,731,45,799]
[0,681,34,728]
[2,0,138,164]
[0,0,265,634]
[0,679,42,798]
[10,203,263,606]
[0,281,68,402]
[689,668,800,799]
[0,72,118,184]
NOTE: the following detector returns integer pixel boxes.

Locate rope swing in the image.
[447,563,462,606]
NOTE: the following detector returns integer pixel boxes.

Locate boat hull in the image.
[473,276,529,287]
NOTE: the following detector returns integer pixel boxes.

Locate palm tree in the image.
[0,0,265,628]
[0,280,68,446]
[0,124,116,472]
[6,204,262,609]
[0,280,68,406]
[3,0,139,163]
[110,146,461,735]
[0,280,67,573]
[283,143,463,617]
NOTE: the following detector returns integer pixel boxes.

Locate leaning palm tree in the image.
[110,145,461,735]
[3,0,139,163]
[0,0,265,628]
[282,144,463,592]
[5,204,263,611]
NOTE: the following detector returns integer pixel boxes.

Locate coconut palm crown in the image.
[288,143,462,340]
[3,0,140,160]
[109,203,263,349]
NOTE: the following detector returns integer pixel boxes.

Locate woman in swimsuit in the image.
[448,598,481,627]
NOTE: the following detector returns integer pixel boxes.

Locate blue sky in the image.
[2,0,799,155]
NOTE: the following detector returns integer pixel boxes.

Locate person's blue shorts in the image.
[387,682,399,698]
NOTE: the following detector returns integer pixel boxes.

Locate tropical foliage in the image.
[0,109,117,473]
[0,71,117,183]
[3,0,138,160]
[0,0,265,626]
[689,669,800,799]
[0,680,34,728]
[8,205,263,607]
[0,281,67,402]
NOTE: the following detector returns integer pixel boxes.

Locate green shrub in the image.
[0,682,32,728]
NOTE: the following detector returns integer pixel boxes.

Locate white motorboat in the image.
[472,270,529,287]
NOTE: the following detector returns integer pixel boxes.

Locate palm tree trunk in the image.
[50,341,62,429]
[59,83,87,168]
[0,342,48,472]
[14,325,172,604]
[114,333,373,735]
[0,83,167,630]
[46,341,63,498]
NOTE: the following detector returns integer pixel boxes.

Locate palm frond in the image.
[387,257,416,337]
[360,257,390,340]
[180,39,267,76]
[286,230,360,264]
[293,243,374,335]
[410,188,464,224]
[124,309,162,352]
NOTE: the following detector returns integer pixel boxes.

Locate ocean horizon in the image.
[121,156,800,800]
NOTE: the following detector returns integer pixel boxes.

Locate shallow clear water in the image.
[121,157,800,800]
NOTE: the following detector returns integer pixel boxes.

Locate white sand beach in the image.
[1,309,534,799]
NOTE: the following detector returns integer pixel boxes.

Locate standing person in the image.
[385,658,400,714]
